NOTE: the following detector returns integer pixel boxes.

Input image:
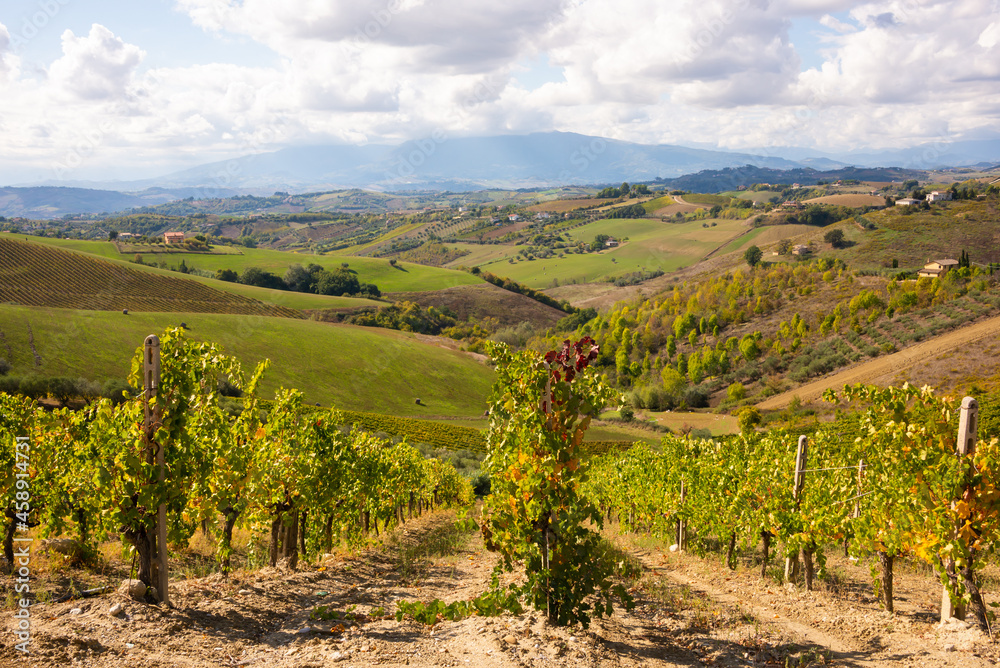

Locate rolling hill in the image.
[0,237,301,317]
[0,304,495,416]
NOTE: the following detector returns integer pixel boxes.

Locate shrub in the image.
[0,375,20,394]
[470,471,491,498]
[18,374,48,399]
[682,385,709,409]
[218,379,244,398]
[102,379,136,405]
[726,382,746,402]
[737,406,762,433]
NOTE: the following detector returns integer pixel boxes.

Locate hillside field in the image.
[803,193,886,206]
[4,235,381,312]
[24,236,483,293]
[0,305,494,416]
[714,223,819,257]
[826,199,1000,272]
[475,217,749,288]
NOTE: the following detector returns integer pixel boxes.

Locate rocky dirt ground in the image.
[2,510,998,667]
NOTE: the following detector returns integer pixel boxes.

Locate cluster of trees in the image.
[217,263,381,298]
[346,301,488,339]
[537,258,861,406]
[475,269,575,314]
[595,182,651,199]
[0,373,133,405]
[605,203,647,219]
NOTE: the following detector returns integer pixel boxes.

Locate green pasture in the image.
[733,190,782,203]
[0,304,494,416]
[475,217,748,288]
[642,195,675,213]
[682,193,732,206]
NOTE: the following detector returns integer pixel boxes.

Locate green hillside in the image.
[0,237,303,317]
[475,217,748,288]
[26,236,484,293]
[0,305,494,416]
[17,236,381,311]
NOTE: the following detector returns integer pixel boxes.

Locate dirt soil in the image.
[3,511,997,667]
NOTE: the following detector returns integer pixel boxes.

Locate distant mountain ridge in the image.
[3,132,999,218]
[138,132,805,192]
[0,186,241,219]
[657,165,928,193]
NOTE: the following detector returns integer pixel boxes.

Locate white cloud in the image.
[819,13,855,32]
[48,24,145,101]
[0,23,20,82]
[176,0,566,72]
[979,20,1000,48]
[0,1,999,183]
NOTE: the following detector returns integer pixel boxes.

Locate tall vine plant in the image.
[481,338,633,627]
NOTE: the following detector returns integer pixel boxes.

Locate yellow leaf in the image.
[955,500,971,519]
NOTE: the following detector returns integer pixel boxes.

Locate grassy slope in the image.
[830,200,1000,272]
[681,193,731,206]
[25,236,482,293]
[475,217,748,288]
[19,236,379,310]
[642,195,675,213]
[0,305,494,416]
[715,224,819,257]
[442,243,516,268]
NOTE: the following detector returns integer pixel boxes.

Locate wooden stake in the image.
[785,435,808,583]
[677,479,687,551]
[144,335,169,607]
[942,397,978,622]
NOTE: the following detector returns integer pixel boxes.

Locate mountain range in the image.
[3,132,998,218]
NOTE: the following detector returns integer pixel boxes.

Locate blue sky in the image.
[0,0,998,184]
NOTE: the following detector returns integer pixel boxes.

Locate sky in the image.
[0,0,998,185]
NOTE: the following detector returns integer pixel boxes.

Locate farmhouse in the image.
[605,238,619,247]
[117,232,136,240]
[508,214,520,222]
[163,232,185,244]
[792,244,810,256]
[535,212,551,220]
[927,190,953,202]
[895,198,922,206]
[917,259,959,278]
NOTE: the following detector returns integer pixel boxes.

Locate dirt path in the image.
[757,313,1000,410]
[5,512,997,667]
[621,533,998,668]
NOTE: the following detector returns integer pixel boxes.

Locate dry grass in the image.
[524,198,596,213]
[384,283,565,328]
[803,194,886,207]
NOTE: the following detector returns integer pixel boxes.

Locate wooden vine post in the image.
[784,435,808,584]
[941,396,977,622]
[143,335,169,606]
[677,479,687,552]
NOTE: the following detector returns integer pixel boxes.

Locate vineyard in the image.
[587,384,1000,629]
[0,328,473,591]
[0,238,301,318]
[2,335,1000,666]
[334,409,637,455]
